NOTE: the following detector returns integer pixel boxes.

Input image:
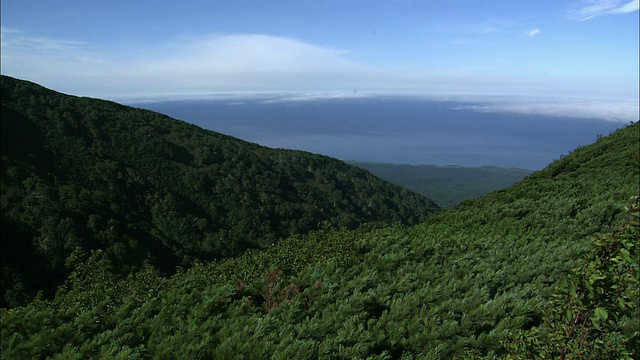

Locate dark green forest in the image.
[351,163,532,208]
[1,76,638,358]
[0,75,438,308]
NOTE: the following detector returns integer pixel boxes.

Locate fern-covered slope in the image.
[0,76,438,307]
[1,117,637,356]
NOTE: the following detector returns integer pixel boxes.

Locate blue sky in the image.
[1,0,638,121]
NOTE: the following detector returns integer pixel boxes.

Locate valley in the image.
[1,76,638,358]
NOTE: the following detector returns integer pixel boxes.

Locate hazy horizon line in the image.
[119,90,638,124]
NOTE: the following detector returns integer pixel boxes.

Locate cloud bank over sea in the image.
[137,96,627,170]
[127,91,637,123]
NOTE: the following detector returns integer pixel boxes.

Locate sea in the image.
[132,95,627,170]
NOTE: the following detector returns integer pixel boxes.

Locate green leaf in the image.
[619,248,631,262]
[593,307,608,321]
[565,309,575,321]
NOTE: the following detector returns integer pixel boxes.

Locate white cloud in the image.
[0,26,24,34]
[134,34,368,81]
[611,0,640,13]
[475,19,517,35]
[454,97,638,123]
[0,27,103,78]
[527,28,541,37]
[570,0,639,21]
[0,29,501,98]
[479,24,501,34]
[1,27,637,117]
[268,92,639,122]
[1,27,91,55]
[1,30,378,97]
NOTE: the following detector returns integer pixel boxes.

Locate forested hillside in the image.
[1,85,637,357]
[351,163,533,208]
[0,76,438,307]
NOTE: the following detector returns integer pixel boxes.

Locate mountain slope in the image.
[1,120,637,355]
[0,76,439,307]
